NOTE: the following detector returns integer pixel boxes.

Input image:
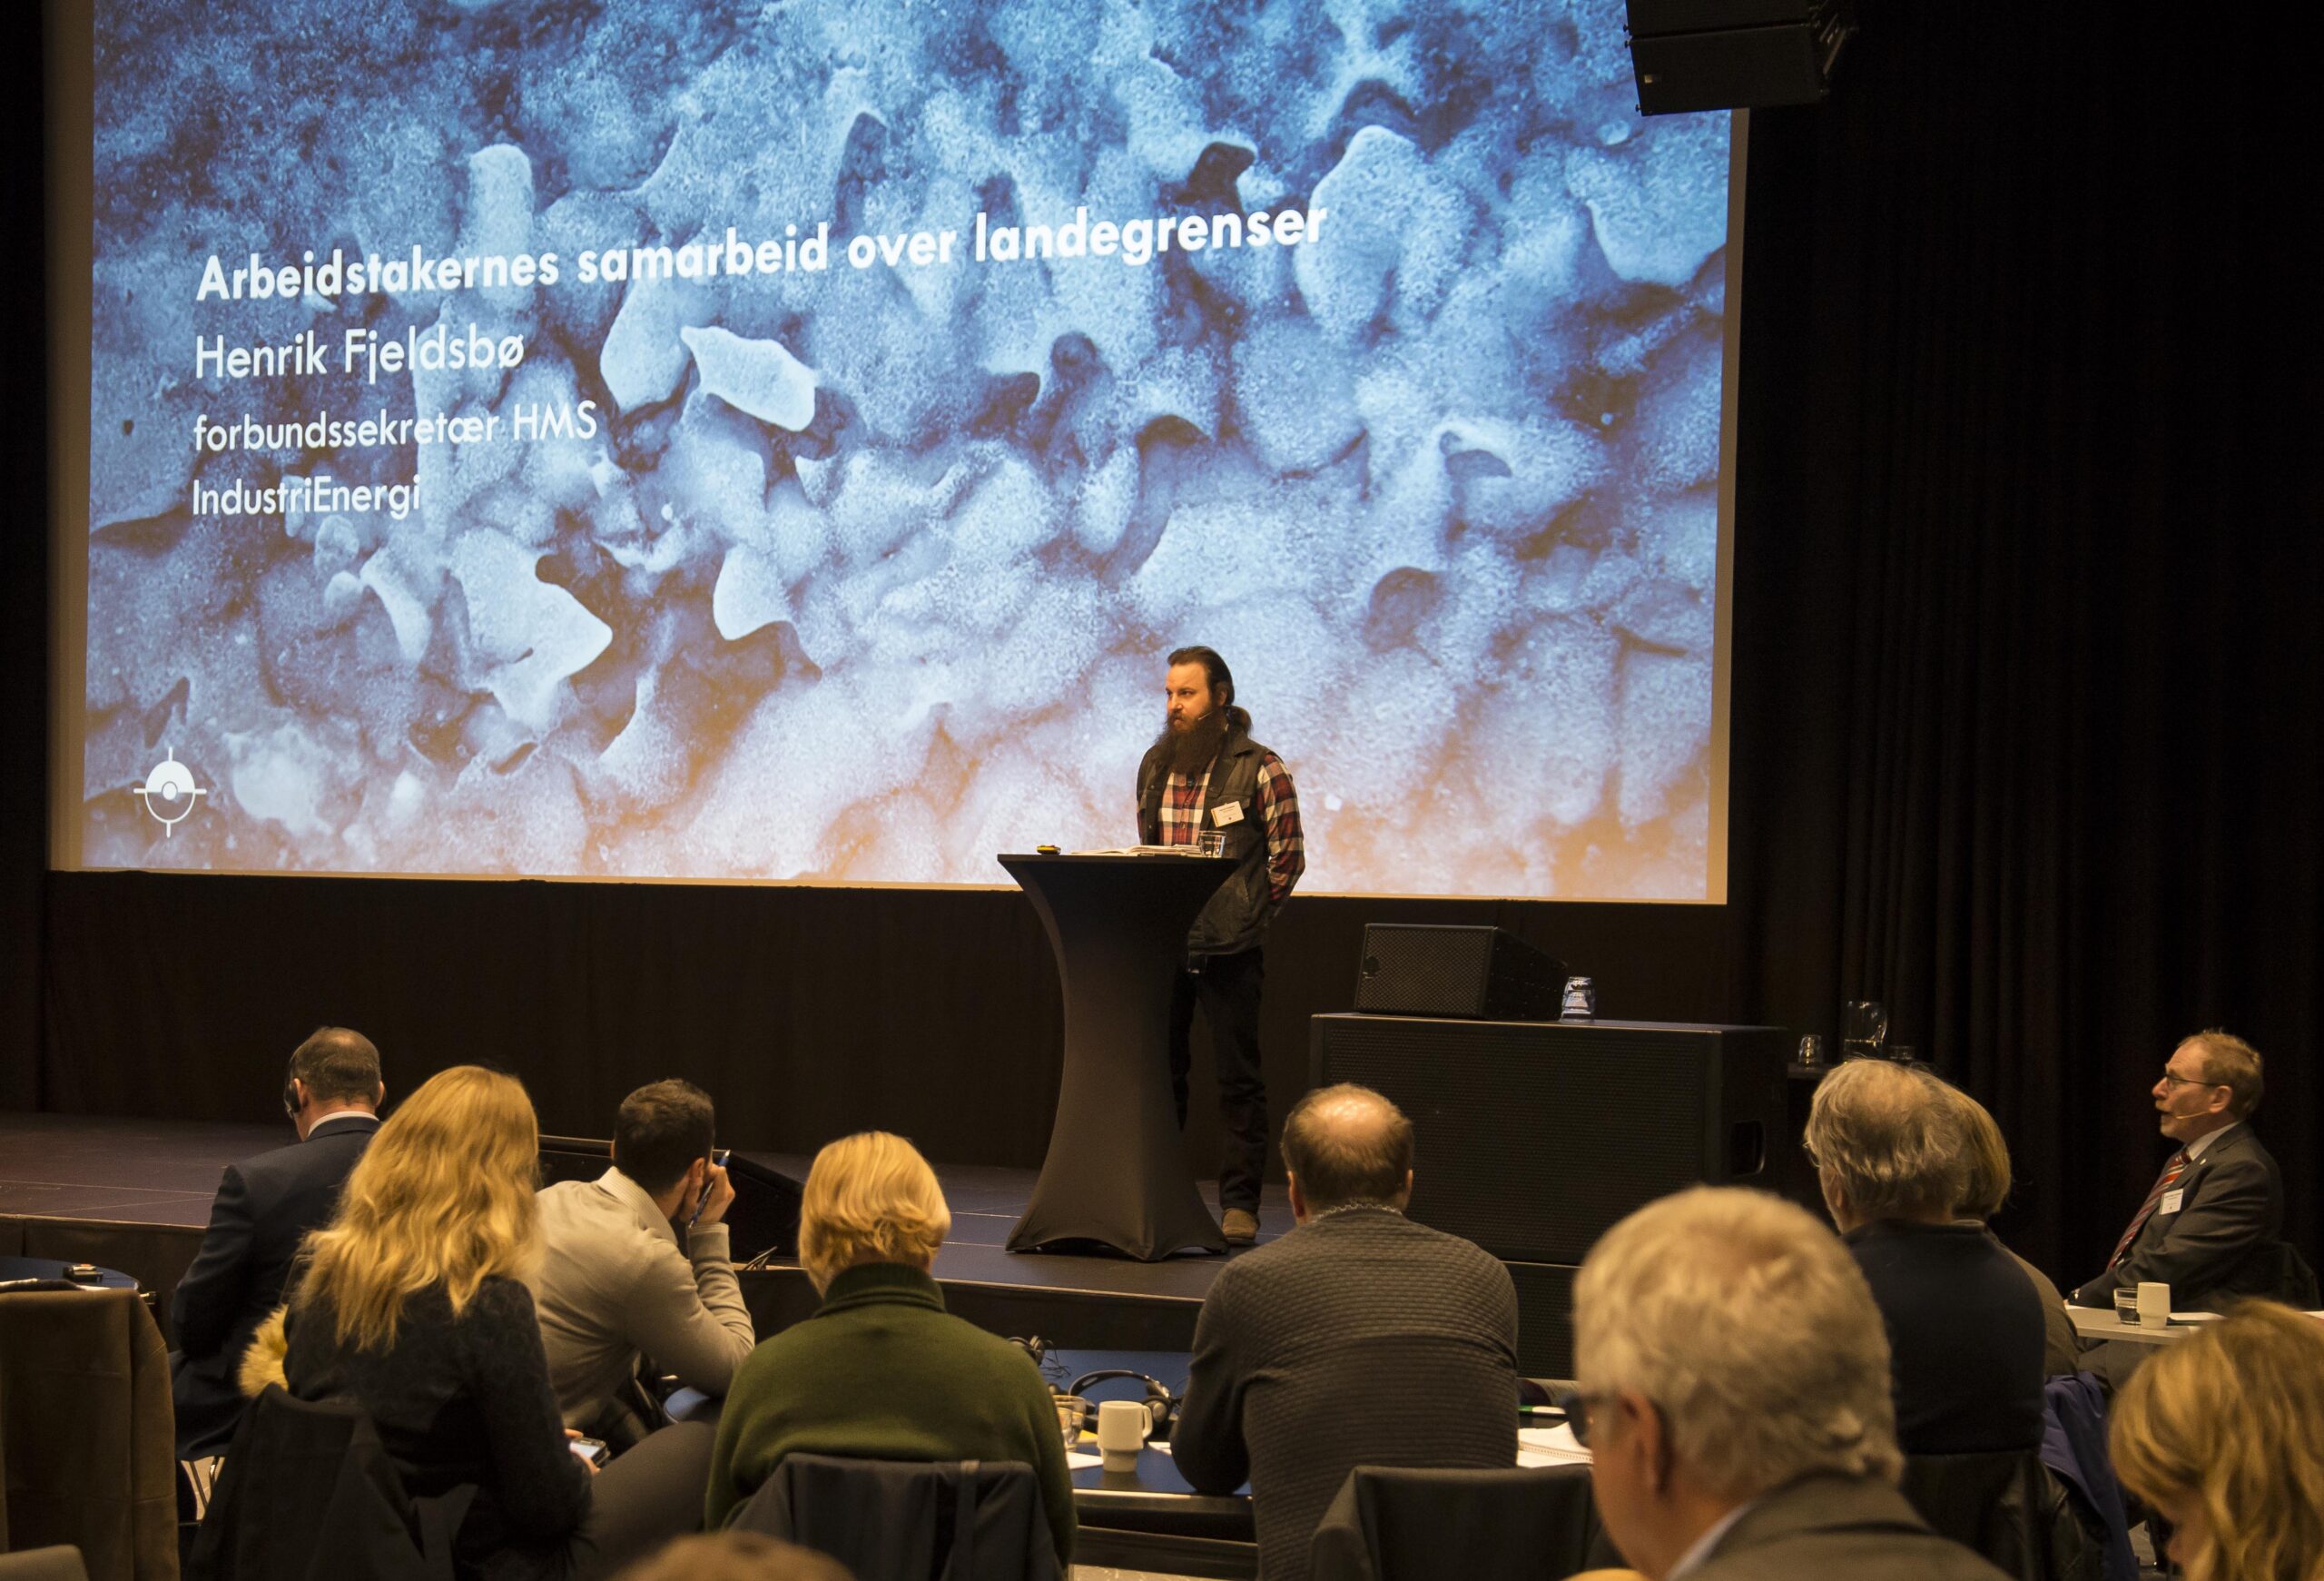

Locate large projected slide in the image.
[74,0,1733,897]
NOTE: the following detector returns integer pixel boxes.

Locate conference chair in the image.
[186,1385,470,1581]
[725,1454,1062,1581]
[1901,1448,2100,1581]
[0,1287,178,1581]
[1309,1464,1610,1581]
[0,1550,91,1581]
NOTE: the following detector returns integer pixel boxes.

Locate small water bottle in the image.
[1561,975,1595,1021]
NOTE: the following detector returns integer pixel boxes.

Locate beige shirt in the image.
[534,1168,756,1425]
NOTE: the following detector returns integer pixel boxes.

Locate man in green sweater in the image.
[704,1132,1075,1563]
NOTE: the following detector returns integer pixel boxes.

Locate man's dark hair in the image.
[1281,1083,1415,1211]
[289,1025,382,1106]
[614,1080,717,1195]
[1167,645,1236,706]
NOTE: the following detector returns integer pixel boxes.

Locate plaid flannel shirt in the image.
[1155,752,1305,906]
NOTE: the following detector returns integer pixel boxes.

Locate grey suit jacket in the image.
[2071,1124,2283,1308]
[1689,1473,2012,1581]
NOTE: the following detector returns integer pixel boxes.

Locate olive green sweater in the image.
[704,1263,1074,1560]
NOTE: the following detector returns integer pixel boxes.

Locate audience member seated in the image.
[1572,1185,2010,1580]
[703,1131,1073,1563]
[170,1024,385,1457]
[2109,1300,2324,1581]
[535,1080,755,1440]
[613,1532,853,1581]
[2071,1030,2285,1312]
[1803,1059,2044,1453]
[1944,1082,2080,1377]
[260,1065,713,1581]
[1172,1083,1519,1581]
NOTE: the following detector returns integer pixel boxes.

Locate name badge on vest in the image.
[1210,801,1246,827]
[2159,1188,2184,1216]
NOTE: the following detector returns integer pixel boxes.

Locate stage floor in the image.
[0,1112,1288,1349]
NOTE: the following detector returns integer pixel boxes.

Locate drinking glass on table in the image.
[1840,1001,1888,1061]
[1055,1395,1092,1448]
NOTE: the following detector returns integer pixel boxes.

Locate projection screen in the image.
[61,0,1738,898]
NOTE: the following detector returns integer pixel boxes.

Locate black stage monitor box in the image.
[1625,0,1855,114]
[1313,1014,1787,1373]
[538,1136,803,1261]
[1354,924,1568,1022]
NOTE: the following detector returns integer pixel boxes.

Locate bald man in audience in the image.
[1172,1083,1517,1581]
[1574,1187,2008,1580]
[1804,1059,2044,1454]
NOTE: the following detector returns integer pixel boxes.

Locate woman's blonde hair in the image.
[797,1131,950,1293]
[294,1064,542,1350]
[2110,1301,2324,1581]
[1946,1084,2014,1222]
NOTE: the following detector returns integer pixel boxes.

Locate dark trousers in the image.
[1167,946,1268,1214]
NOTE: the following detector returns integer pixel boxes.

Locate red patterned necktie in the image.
[2110,1150,2191,1268]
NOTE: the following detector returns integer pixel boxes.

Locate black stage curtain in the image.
[8,8,2319,1284]
[1728,8,2323,1274]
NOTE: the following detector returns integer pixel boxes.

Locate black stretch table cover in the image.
[1000,854,1237,1260]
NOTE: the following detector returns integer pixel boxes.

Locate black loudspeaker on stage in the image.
[1311,1014,1788,1377]
[1624,0,1856,115]
[1354,924,1569,1022]
[537,1137,803,1261]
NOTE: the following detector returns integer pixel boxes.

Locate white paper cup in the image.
[2137,1281,2171,1328]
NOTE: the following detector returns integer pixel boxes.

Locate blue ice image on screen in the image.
[84,0,1730,896]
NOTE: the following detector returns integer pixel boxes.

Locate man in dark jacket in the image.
[170,1025,385,1456]
[2071,1030,2285,1311]
[1172,1085,1516,1581]
[1136,645,1305,1244]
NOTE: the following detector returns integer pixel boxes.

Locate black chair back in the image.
[186,1386,468,1581]
[726,1454,1061,1581]
[1903,1448,2102,1581]
[1309,1463,1608,1581]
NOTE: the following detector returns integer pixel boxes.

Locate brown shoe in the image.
[1222,1209,1259,1245]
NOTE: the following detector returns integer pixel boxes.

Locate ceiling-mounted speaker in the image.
[1625,0,1856,115]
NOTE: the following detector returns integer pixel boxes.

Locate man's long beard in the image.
[1157,708,1230,775]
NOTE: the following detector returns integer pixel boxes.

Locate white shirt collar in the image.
[305,1110,377,1137]
[2185,1120,2240,1161]
[1668,1498,1759,1578]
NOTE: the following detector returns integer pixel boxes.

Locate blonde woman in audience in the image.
[704,1131,1074,1563]
[259,1065,713,1581]
[2109,1300,2324,1581]
[1944,1082,2080,1376]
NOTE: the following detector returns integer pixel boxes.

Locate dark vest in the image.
[1137,719,1279,956]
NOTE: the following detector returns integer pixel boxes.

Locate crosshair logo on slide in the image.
[133,748,207,836]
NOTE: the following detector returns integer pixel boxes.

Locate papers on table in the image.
[1066,1448,1105,1469]
[1067,845,1210,856]
[1517,1423,1591,1467]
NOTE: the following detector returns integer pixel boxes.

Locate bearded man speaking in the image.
[1136,646,1306,1244]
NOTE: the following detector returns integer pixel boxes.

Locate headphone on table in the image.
[1064,1369,1177,1439]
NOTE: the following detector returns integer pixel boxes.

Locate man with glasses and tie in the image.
[2071,1030,2286,1314]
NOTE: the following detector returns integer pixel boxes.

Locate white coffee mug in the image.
[1096,1398,1150,1466]
[2137,1280,2171,1328]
